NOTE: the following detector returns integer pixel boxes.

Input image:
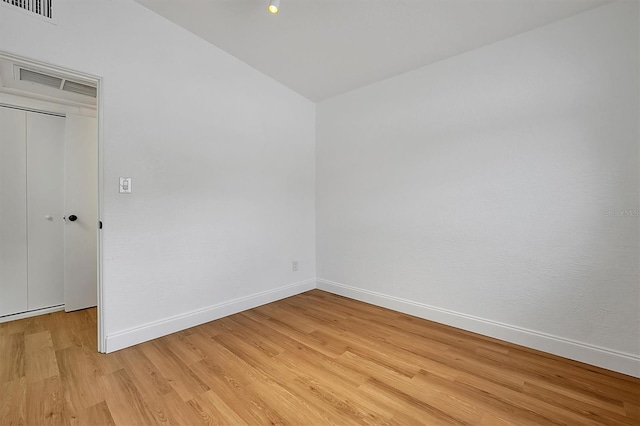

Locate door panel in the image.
[64,114,98,311]
[0,107,28,316]
[26,112,65,311]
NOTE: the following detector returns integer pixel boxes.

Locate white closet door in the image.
[26,112,65,311]
[0,107,28,316]
[64,114,98,312]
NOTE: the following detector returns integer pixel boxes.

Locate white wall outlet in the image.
[119,177,132,194]
[292,261,298,272]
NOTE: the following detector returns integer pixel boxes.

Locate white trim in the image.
[0,305,64,323]
[0,93,95,118]
[96,77,105,353]
[0,52,100,85]
[0,51,105,353]
[316,278,640,378]
[0,101,65,117]
[0,86,97,110]
[105,279,316,353]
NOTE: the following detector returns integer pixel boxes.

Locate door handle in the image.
[67,215,78,222]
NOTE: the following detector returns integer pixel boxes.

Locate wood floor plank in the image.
[0,332,25,384]
[360,376,469,425]
[25,332,59,383]
[526,376,629,414]
[232,313,362,386]
[69,401,116,426]
[117,347,172,402]
[145,390,207,426]
[283,375,380,426]
[522,381,635,426]
[196,371,286,425]
[160,332,206,365]
[48,312,88,353]
[98,369,157,426]
[284,365,396,423]
[477,411,517,425]
[312,328,428,378]
[279,347,383,407]
[451,370,605,426]
[56,346,104,414]
[245,377,342,425]
[623,402,640,420]
[188,389,250,425]
[0,377,26,425]
[472,342,640,402]
[0,319,25,337]
[92,351,124,378]
[187,333,270,387]
[413,368,574,425]
[337,350,479,424]
[262,303,325,335]
[56,345,99,380]
[212,331,298,384]
[137,339,210,402]
[275,344,368,389]
[244,309,347,358]
[26,375,67,426]
[223,314,286,357]
[1,292,638,425]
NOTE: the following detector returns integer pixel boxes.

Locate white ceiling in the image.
[134,0,610,101]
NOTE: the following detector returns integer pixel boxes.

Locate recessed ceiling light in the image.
[268,0,280,14]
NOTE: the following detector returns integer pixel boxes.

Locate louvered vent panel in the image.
[20,68,62,88]
[2,0,53,19]
[62,80,97,98]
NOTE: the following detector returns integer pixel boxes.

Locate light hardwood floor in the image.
[1,289,639,425]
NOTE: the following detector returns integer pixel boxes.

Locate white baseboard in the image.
[316,278,640,378]
[103,276,639,377]
[0,305,65,323]
[105,279,315,353]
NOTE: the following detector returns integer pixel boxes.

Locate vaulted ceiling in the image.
[134,0,610,101]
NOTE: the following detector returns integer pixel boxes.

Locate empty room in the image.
[0,0,638,424]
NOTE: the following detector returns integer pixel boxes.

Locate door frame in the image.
[0,51,106,353]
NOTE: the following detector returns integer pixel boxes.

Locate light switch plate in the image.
[119,177,132,194]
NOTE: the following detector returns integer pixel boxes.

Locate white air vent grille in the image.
[18,67,97,99]
[20,68,62,88]
[2,0,53,19]
[62,80,97,98]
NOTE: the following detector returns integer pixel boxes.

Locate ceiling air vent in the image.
[2,0,53,19]
[62,80,97,98]
[20,68,62,89]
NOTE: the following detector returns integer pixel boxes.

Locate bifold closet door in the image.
[0,107,28,316]
[26,112,65,311]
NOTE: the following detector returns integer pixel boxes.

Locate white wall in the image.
[317,2,639,376]
[1,0,316,350]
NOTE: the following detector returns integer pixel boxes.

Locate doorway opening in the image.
[0,51,105,352]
